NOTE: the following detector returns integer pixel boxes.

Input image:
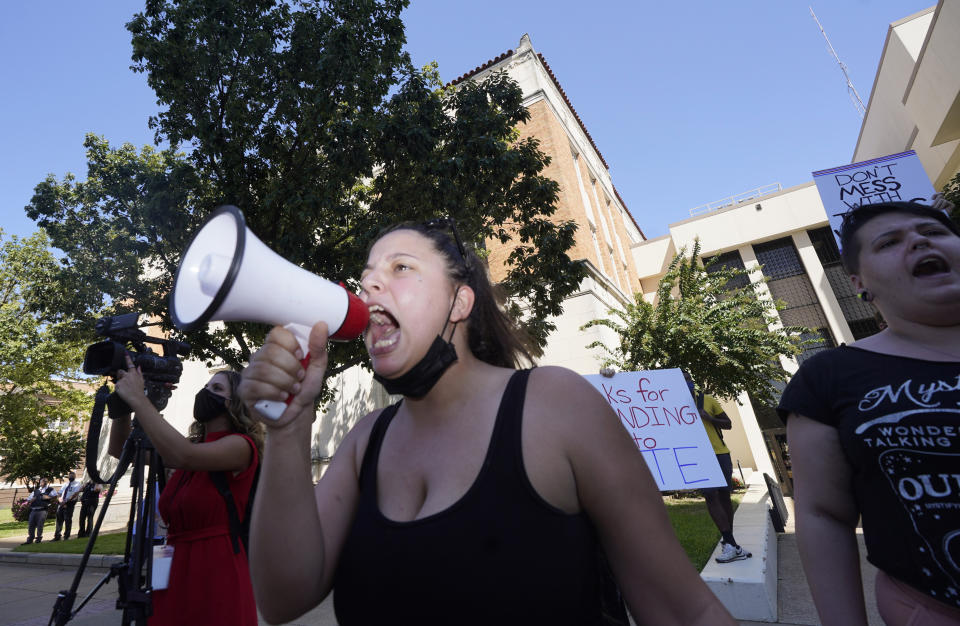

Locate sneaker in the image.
[716,542,752,563]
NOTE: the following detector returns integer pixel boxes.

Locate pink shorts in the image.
[876,570,960,625]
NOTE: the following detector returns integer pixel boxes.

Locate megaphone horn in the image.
[170,205,370,419]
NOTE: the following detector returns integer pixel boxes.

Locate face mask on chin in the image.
[194,387,228,423]
[373,290,460,399]
[374,333,458,399]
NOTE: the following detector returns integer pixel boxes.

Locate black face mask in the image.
[373,293,460,399]
[194,388,228,423]
[374,334,458,399]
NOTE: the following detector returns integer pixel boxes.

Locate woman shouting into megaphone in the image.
[240,220,735,626]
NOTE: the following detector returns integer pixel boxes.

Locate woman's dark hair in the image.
[839,201,960,273]
[372,221,535,369]
[189,370,264,459]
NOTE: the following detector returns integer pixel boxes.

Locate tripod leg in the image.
[118,437,156,626]
[120,445,159,626]
[48,434,136,626]
[49,423,162,626]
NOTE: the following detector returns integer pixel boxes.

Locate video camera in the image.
[82,312,190,411]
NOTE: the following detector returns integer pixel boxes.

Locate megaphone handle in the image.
[254,324,312,421]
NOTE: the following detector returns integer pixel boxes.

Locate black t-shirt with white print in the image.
[779,345,960,608]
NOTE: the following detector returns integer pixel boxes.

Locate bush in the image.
[11,497,57,522]
[12,498,30,522]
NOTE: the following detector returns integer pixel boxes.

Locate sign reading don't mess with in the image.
[812,150,935,249]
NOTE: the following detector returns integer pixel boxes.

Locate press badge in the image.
[152,544,174,590]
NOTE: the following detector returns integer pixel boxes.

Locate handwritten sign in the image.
[583,368,726,491]
[812,150,935,249]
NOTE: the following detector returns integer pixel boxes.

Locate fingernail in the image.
[292,383,301,395]
[295,349,304,360]
[297,368,305,380]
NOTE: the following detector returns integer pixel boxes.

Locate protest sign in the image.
[583,368,726,491]
[812,150,935,249]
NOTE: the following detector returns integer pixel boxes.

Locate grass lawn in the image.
[664,492,742,571]
[0,507,51,539]
[2,507,126,554]
[13,531,127,555]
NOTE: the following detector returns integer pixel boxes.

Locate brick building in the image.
[452,35,648,374]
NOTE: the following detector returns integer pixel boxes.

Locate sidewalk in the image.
[737,495,882,626]
[0,520,337,625]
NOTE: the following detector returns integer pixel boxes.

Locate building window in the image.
[703,250,751,291]
[590,228,605,273]
[753,237,835,362]
[807,227,881,340]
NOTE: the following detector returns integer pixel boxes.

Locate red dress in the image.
[151,431,259,625]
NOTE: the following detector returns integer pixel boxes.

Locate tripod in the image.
[49,419,165,626]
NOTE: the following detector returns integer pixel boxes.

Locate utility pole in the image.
[810,6,867,119]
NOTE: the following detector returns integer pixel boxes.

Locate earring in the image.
[858,290,873,302]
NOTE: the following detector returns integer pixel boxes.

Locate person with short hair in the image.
[780,197,960,625]
[52,470,81,541]
[77,480,101,538]
[23,478,55,545]
[242,219,735,625]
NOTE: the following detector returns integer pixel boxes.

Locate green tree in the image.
[0,230,92,487]
[582,240,807,406]
[26,0,581,377]
[0,429,86,491]
[942,171,960,224]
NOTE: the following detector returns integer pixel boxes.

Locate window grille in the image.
[807,227,881,340]
[753,237,836,357]
[704,250,751,290]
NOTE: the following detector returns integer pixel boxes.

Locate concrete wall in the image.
[666,183,829,255]
[536,265,631,374]
[854,3,960,189]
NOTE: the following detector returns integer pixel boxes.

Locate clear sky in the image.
[0,1,937,242]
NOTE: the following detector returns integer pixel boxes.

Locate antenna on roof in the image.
[810,6,866,119]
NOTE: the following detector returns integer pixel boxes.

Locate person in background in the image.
[52,470,81,541]
[682,371,751,564]
[242,219,735,625]
[110,367,263,626]
[780,197,960,625]
[77,480,101,538]
[22,478,55,545]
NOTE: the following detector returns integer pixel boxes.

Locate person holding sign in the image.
[241,220,735,625]
[681,372,751,564]
[780,199,960,625]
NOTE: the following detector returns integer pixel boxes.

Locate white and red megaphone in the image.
[170,205,369,419]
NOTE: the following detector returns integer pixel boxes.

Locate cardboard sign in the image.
[812,150,935,248]
[583,368,726,491]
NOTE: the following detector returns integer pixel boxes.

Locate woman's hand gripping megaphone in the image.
[240,322,331,425]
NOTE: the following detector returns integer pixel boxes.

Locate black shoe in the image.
[21,539,33,545]
[35,538,42,543]
[51,537,61,542]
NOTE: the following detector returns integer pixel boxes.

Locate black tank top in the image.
[333,369,602,625]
